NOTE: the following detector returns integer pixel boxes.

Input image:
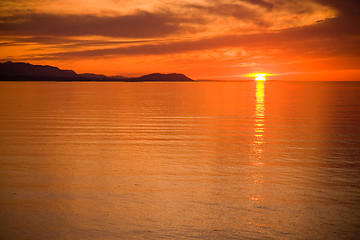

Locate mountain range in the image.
[0,61,193,82]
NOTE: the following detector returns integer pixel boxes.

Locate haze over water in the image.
[0,81,360,239]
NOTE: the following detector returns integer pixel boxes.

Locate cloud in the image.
[0,11,198,38]
[0,0,338,39]
[242,0,274,10]
[315,0,360,14]
[0,35,164,49]
[22,14,358,62]
[185,2,265,25]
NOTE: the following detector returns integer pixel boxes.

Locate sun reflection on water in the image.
[249,81,266,207]
[253,80,265,166]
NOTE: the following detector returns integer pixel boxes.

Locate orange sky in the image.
[0,0,359,80]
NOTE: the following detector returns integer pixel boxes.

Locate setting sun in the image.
[247,73,271,81]
[255,74,266,81]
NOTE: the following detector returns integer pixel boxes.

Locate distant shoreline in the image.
[0,78,195,82]
[0,61,194,82]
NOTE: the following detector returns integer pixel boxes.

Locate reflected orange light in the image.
[249,194,264,203]
[248,222,268,228]
[253,161,264,167]
[252,80,265,166]
[254,179,264,184]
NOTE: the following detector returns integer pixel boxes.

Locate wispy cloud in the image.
[0,12,198,38]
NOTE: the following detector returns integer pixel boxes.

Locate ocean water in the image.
[0,81,359,239]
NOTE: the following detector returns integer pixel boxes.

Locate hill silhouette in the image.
[0,61,77,80]
[0,61,193,81]
[128,73,192,82]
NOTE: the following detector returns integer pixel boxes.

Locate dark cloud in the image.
[0,11,199,38]
[316,0,360,25]
[310,0,360,37]
[206,0,274,9]
[241,0,274,10]
[316,0,360,15]
[26,14,359,61]
[0,36,163,48]
[186,2,268,26]
[0,0,345,40]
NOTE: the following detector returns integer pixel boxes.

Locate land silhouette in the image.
[0,61,193,82]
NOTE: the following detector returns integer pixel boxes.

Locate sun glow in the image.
[255,75,266,81]
[246,73,272,81]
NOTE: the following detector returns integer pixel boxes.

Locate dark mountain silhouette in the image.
[0,61,77,80]
[0,61,193,81]
[78,73,109,81]
[130,73,193,82]
[109,75,128,80]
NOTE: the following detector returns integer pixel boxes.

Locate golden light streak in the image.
[253,80,265,166]
[249,80,266,209]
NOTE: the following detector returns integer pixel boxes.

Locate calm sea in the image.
[0,81,359,239]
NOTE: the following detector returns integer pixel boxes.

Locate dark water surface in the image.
[0,81,359,239]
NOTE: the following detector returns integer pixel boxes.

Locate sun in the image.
[254,74,266,81]
[246,73,272,81]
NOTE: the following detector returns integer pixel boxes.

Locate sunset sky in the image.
[0,0,359,80]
